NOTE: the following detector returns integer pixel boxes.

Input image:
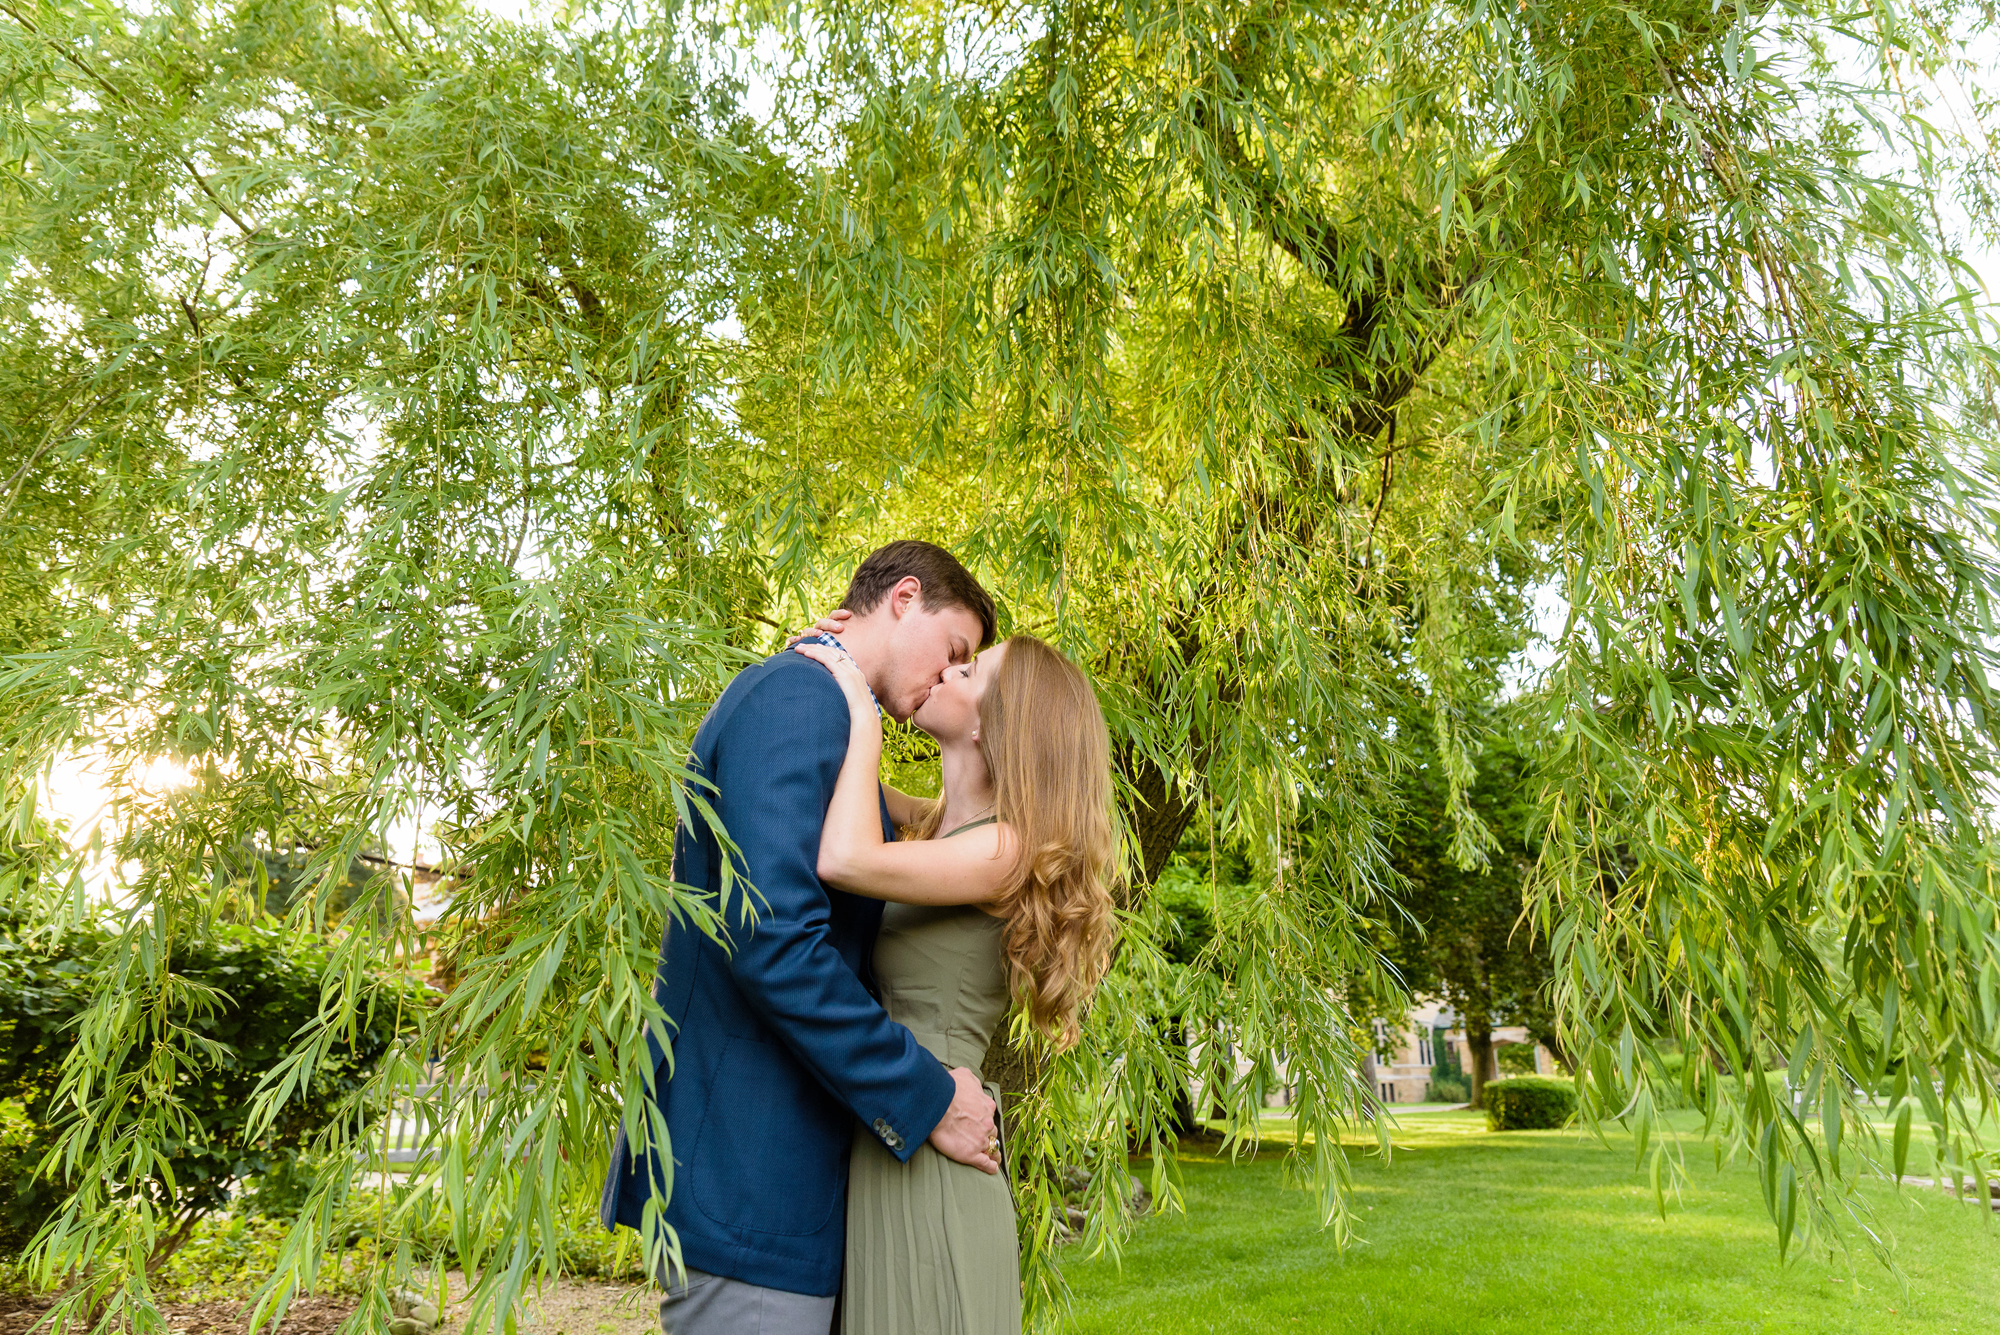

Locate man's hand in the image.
[926,1066,1000,1175]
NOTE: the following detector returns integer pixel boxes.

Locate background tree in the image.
[1379,716,1557,1108]
[4,0,2000,1330]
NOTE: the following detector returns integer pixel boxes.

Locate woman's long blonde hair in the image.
[911,635,1120,1048]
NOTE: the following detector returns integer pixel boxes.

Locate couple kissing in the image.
[600,539,1119,1334]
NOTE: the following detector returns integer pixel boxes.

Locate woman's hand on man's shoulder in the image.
[790,642,874,714]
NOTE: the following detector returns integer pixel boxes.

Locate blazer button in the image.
[872,1118,905,1151]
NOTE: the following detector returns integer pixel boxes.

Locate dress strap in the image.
[940,815,998,838]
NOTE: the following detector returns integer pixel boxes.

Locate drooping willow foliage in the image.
[2,0,1998,1329]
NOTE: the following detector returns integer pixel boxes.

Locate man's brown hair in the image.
[842,540,998,648]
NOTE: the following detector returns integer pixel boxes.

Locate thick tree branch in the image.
[1122,743,1201,893]
[1190,11,1485,447]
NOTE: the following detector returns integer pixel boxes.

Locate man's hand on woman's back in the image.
[928,1066,1001,1175]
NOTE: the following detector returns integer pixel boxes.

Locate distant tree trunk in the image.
[1205,1026,1231,1120]
[1465,1017,1497,1109]
[1525,1018,1574,1074]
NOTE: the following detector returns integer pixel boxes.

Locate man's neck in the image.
[827,615,894,704]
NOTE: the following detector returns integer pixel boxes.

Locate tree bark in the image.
[144,1204,206,1277]
[1524,1015,1574,1073]
[1160,1017,1211,1139]
[980,1024,1032,1143]
[1465,1017,1497,1109]
[1123,748,1198,895]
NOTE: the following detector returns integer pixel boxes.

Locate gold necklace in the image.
[943,803,995,835]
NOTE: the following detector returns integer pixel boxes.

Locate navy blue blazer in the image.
[598,650,955,1295]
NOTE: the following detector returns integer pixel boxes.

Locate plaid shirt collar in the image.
[799,631,884,718]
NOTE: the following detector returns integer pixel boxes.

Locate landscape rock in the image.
[387,1289,442,1331]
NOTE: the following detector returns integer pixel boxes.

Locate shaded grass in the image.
[1058,1110,1996,1334]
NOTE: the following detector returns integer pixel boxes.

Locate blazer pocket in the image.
[689,1036,844,1236]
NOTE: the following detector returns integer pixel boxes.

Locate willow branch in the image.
[0,0,261,238]
[0,382,124,518]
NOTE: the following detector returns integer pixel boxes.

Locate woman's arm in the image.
[827,819,1015,906]
[792,645,1017,907]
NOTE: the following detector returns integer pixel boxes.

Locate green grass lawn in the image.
[1058,1109,1997,1334]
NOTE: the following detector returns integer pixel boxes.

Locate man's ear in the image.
[886,576,923,619]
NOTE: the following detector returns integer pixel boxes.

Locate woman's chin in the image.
[910,706,955,742]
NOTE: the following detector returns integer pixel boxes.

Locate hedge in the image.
[0,911,416,1254]
[1482,1076,1577,1130]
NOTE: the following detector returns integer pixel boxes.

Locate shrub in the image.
[0,911,418,1261]
[1427,1076,1470,1104]
[150,1212,294,1300]
[0,1099,56,1256]
[1496,1041,1540,1075]
[1482,1076,1577,1130]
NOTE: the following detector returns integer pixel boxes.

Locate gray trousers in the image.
[658,1262,835,1335]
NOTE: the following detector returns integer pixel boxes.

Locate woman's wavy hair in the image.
[909,635,1120,1048]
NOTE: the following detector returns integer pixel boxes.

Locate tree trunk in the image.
[1121,747,1198,896]
[1465,1018,1497,1109]
[145,1205,206,1277]
[1525,1018,1574,1074]
[980,1024,1032,1143]
[1204,1024,1231,1120]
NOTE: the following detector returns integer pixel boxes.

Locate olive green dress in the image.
[843,828,1018,1335]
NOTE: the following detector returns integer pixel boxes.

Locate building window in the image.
[1418,1032,1434,1066]
[1379,1081,1395,1103]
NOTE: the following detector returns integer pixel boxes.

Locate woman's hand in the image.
[783,608,852,648]
[792,642,876,716]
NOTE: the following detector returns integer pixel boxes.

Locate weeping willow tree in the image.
[3,0,1999,1328]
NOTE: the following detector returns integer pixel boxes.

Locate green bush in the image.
[149,1212,295,1300]
[1497,1042,1540,1075]
[1428,1076,1470,1104]
[0,911,418,1257]
[0,1099,55,1256]
[1482,1076,1577,1130]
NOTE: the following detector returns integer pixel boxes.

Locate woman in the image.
[790,621,1119,1335]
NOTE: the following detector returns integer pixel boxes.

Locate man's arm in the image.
[706,660,994,1168]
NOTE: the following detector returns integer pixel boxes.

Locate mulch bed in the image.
[0,1296,355,1335]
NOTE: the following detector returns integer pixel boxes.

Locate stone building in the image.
[1195,997,1558,1112]
[1365,998,1553,1104]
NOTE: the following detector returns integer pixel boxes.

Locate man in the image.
[600,540,1002,1334]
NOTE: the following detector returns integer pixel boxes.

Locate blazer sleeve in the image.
[706,661,956,1161]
